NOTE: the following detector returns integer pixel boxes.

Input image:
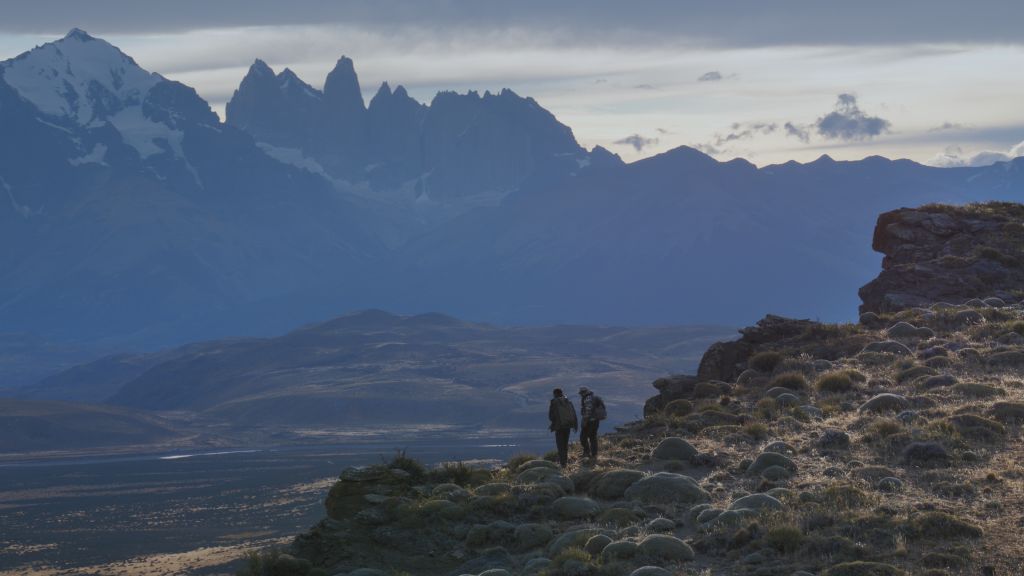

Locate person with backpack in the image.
[578,386,606,461]
[548,388,578,468]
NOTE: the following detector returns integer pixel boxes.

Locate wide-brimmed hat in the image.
[578,386,590,394]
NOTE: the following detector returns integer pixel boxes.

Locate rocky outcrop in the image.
[645,315,817,413]
[259,203,1024,576]
[859,203,1024,313]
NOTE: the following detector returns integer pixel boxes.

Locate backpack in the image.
[593,396,607,421]
[555,397,577,428]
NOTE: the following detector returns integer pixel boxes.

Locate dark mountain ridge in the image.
[0,30,1020,353]
[225,57,585,199]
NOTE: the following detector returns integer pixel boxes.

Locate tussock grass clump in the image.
[763,524,803,553]
[385,449,427,480]
[743,422,769,440]
[749,351,784,373]
[429,461,484,486]
[237,549,326,576]
[546,546,593,575]
[663,398,693,417]
[896,365,938,384]
[770,371,808,391]
[597,507,640,526]
[1010,321,1024,336]
[868,417,903,439]
[507,452,539,473]
[817,371,856,393]
[909,511,983,539]
[754,398,778,421]
[945,414,1006,442]
[821,484,871,510]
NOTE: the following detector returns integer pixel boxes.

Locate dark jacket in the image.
[580,391,595,422]
[549,397,578,431]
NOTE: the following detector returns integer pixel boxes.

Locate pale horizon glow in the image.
[1,9,1022,168]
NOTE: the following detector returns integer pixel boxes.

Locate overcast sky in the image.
[1,0,1022,166]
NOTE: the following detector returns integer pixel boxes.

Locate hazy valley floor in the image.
[0,436,551,576]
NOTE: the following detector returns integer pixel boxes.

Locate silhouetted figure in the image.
[548,388,578,468]
[578,386,606,461]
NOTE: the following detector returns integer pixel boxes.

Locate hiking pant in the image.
[581,420,599,457]
[554,428,571,467]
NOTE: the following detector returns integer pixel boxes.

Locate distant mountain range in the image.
[0,30,1021,349]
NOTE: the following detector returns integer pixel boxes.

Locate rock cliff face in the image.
[859,203,1024,313]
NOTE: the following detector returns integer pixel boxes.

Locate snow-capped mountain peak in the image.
[0,28,162,126]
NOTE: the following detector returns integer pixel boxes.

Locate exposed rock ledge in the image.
[859,202,1024,314]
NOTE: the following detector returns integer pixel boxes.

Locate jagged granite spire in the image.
[324,56,365,112]
[226,59,323,147]
[370,81,392,107]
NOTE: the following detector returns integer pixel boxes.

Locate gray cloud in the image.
[712,122,776,146]
[2,1,1023,48]
[692,143,721,156]
[928,121,966,132]
[814,94,891,141]
[784,121,810,143]
[929,141,1024,167]
[633,83,657,90]
[697,71,723,82]
[614,134,659,151]
[693,122,776,156]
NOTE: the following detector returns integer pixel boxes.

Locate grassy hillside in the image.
[0,399,188,455]
[249,203,1024,576]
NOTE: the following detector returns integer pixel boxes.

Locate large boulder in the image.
[590,469,644,500]
[552,496,601,520]
[862,341,913,355]
[466,521,516,548]
[584,534,613,555]
[475,483,512,496]
[728,493,784,512]
[513,523,553,551]
[651,437,698,461]
[630,568,672,576]
[886,322,934,340]
[859,393,910,413]
[602,540,639,561]
[547,528,603,556]
[324,467,412,520]
[623,472,709,505]
[517,467,574,492]
[746,452,797,475]
[637,534,695,561]
[518,459,559,472]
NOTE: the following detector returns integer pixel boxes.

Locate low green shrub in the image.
[749,351,784,373]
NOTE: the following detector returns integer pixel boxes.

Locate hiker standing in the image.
[578,386,606,461]
[548,388,578,468]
